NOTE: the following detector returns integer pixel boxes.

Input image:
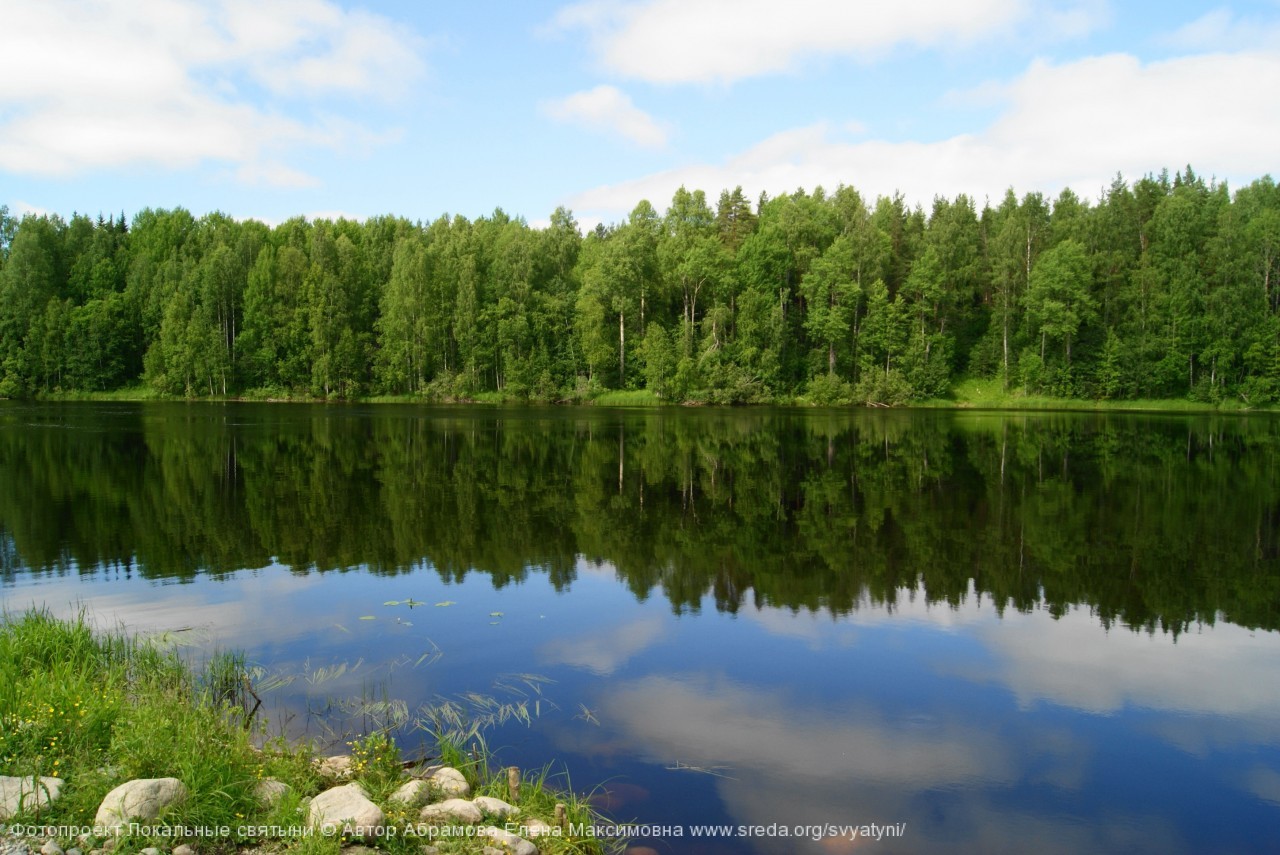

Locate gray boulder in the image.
[0,776,64,820]
[478,826,538,855]
[314,755,355,780]
[94,778,187,834]
[519,818,556,838]
[418,798,482,824]
[426,767,470,798]
[472,795,517,818]
[307,783,384,837]
[253,778,290,808]
[387,779,431,807]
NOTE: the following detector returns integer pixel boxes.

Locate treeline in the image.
[1,166,1279,403]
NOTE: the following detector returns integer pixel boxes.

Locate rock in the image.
[426,767,470,798]
[40,842,64,855]
[65,849,83,855]
[307,783,384,838]
[482,849,505,855]
[478,826,538,855]
[172,846,195,855]
[418,798,482,824]
[387,779,431,807]
[253,778,290,808]
[472,796,517,818]
[0,776,65,820]
[94,778,188,834]
[138,848,161,855]
[315,755,355,780]
[519,818,556,838]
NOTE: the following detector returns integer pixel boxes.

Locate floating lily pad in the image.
[489,611,504,617]
[435,601,456,607]
[358,615,376,621]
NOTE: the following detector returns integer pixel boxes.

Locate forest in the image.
[1,166,1278,405]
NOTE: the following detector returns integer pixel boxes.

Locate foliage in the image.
[1,169,1277,406]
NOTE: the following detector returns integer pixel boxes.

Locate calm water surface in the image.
[2,402,1280,854]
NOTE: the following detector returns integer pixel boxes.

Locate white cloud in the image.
[583,673,1180,855]
[598,674,1016,788]
[1161,7,1280,51]
[542,85,668,147]
[972,606,1280,720]
[0,0,424,183]
[1244,765,1280,807]
[564,49,1280,222]
[10,201,52,218]
[551,0,1105,84]
[539,615,666,673]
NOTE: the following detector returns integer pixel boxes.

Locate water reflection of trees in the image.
[2,404,1278,635]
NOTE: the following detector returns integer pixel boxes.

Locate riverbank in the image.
[18,381,1280,414]
[0,611,610,855]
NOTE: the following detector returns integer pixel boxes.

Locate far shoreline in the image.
[11,385,1280,416]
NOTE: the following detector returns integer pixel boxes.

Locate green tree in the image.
[1025,239,1096,372]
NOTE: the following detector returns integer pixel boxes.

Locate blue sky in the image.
[2,0,1278,230]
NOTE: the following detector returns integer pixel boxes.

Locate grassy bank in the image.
[22,379,1280,413]
[0,610,609,855]
[918,378,1279,413]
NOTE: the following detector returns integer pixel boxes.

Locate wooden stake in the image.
[555,803,566,829]
[507,766,521,803]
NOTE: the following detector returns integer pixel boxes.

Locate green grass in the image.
[0,610,614,855]
[589,389,662,407]
[919,377,1279,413]
[0,610,270,850]
[23,378,1280,413]
[35,386,167,402]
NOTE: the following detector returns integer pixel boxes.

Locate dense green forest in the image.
[2,166,1279,404]
[2,406,1277,634]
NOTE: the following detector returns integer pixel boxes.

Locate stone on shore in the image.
[519,818,556,837]
[426,767,470,798]
[307,783,384,837]
[478,826,538,855]
[0,776,64,820]
[472,796,518,818]
[40,841,64,855]
[94,778,188,833]
[314,755,355,780]
[418,798,483,824]
[387,779,431,807]
[253,778,290,808]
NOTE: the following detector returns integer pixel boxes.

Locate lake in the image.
[2,402,1279,854]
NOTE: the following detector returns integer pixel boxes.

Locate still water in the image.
[2,402,1279,854]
